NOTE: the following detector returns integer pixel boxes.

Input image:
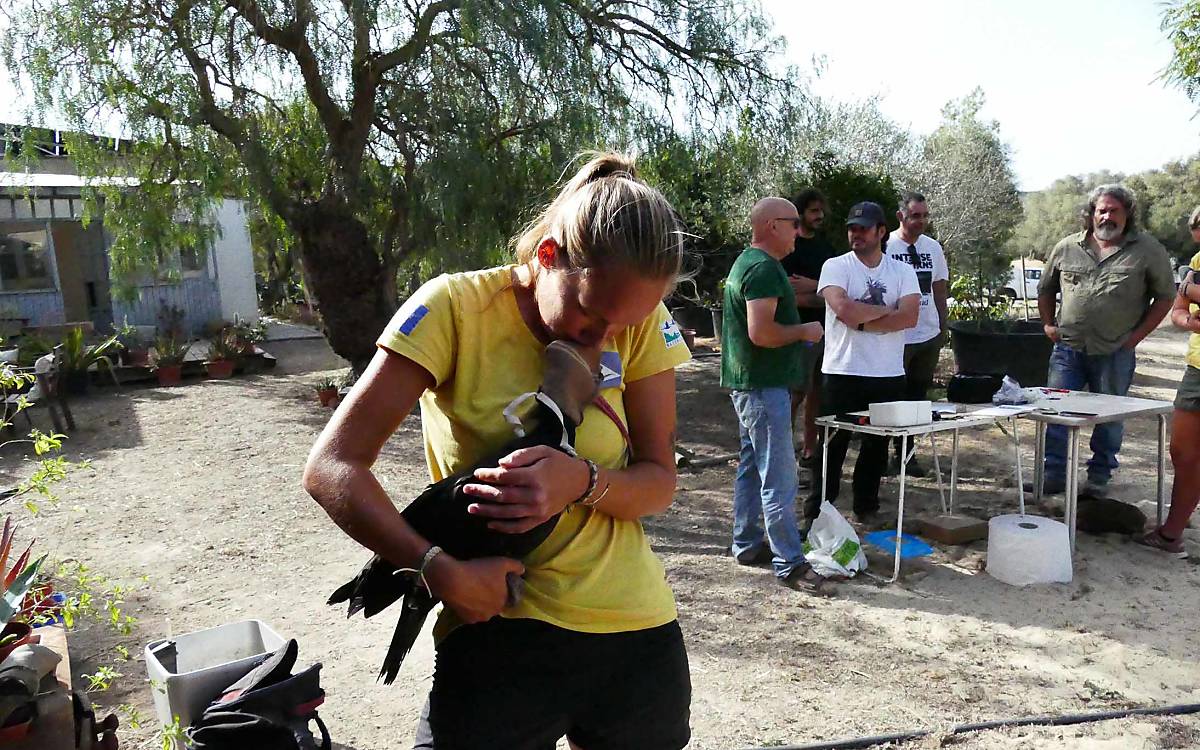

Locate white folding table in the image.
[1021,390,1173,550]
[815,406,1027,583]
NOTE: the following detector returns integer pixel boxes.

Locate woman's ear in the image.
[536,239,559,270]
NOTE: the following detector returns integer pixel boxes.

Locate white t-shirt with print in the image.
[818,251,921,378]
[886,231,949,345]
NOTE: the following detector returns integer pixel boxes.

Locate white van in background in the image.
[998,258,1043,300]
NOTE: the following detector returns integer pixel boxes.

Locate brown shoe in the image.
[1135,528,1188,559]
[779,562,831,596]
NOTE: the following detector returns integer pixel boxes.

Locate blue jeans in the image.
[1044,343,1137,485]
[730,388,806,578]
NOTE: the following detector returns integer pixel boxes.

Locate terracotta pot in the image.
[0,621,33,664]
[206,359,235,379]
[317,388,338,407]
[156,365,183,386]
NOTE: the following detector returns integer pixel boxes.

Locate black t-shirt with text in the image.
[780,234,838,324]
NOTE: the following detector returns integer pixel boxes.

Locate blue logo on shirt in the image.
[599,350,623,389]
[399,304,429,335]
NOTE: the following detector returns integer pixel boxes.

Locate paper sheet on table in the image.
[972,404,1039,417]
[931,402,957,414]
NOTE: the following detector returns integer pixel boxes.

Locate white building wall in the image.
[211,199,259,322]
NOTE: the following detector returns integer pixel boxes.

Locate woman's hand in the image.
[462,446,590,533]
[424,553,525,624]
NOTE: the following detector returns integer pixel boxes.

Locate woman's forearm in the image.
[585,459,678,521]
[304,456,432,570]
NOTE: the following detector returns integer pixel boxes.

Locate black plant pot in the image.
[948,319,1054,387]
[670,305,714,338]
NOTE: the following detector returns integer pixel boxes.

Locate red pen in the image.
[1042,388,1069,393]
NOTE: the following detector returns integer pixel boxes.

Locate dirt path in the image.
[10,326,1200,749]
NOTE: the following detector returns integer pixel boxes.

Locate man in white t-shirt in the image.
[803,201,921,526]
[885,192,949,477]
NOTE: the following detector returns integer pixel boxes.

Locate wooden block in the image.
[918,514,988,545]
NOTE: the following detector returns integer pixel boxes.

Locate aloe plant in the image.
[0,516,46,629]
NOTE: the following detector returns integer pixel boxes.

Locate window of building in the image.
[0,227,55,292]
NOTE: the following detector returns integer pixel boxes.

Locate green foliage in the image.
[3,0,785,367]
[1164,2,1200,104]
[800,153,900,254]
[916,89,1022,314]
[206,329,240,362]
[314,377,337,392]
[151,336,191,368]
[82,664,122,693]
[59,326,123,377]
[1005,155,1200,270]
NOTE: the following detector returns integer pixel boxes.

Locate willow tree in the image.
[2,0,778,369]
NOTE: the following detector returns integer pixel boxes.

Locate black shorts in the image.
[412,618,691,750]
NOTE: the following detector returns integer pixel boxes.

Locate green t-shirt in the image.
[720,247,809,390]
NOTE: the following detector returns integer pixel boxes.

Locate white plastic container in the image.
[868,400,933,427]
[986,514,1072,586]
[144,619,285,733]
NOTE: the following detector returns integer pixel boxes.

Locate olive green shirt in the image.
[1038,230,1176,355]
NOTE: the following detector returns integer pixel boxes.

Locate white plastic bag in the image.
[802,501,867,577]
[992,375,1029,405]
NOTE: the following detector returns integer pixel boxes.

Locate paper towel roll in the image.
[986,514,1072,586]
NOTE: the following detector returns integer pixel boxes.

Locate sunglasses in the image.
[772,217,802,229]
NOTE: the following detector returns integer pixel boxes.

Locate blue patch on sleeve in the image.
[599,350,623,389]
[398,304,430,335]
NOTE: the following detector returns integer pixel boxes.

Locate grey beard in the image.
[1094,223,1122,241]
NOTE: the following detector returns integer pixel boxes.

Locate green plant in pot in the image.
[230,314,267,354]
[115,319,150,367]
[205,329,239,379]
[314,376,338,407]
[946,271,1054,388]
[151,336,191,387]
[59,327,122,395]
[0,516,48,664]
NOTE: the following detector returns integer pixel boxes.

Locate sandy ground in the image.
[7,326,1200,750]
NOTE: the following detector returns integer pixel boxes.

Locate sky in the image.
[762,0,1200,191]
[2,1,1197,193]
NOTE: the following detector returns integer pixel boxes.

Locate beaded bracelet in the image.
[574,458,599,504]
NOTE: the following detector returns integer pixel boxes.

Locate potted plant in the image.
[205,329,239,379]
[0,516,47,664]
[314,376,338,407]
[230,314,267,355]
[116,320,151,367]
[58,326,123,395]
[946,274,1054,387]
[152,336,191,386]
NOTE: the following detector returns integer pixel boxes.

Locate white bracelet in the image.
[395,545,444,593]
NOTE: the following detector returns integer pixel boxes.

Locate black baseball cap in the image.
[845,201,886,228]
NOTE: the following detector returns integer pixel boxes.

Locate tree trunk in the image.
[293,197,396,372]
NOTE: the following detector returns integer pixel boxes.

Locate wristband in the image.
[414,545,443,592]
[574,458,600,505]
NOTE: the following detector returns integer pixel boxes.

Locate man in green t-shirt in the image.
[721,197,826,594]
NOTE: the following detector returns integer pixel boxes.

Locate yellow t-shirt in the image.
[1189,251,1200,370]
[377,265,690,638]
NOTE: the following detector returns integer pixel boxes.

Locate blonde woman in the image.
[304,153,692,748]
[1139,205,1200,558]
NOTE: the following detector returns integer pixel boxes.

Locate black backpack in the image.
[187,639,330,750]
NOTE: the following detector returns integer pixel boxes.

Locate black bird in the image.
[328,340,602,683]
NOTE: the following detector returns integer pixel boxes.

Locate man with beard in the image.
[805,202,919,526]
[780,188,838,475]
[1035,184,1176,497]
